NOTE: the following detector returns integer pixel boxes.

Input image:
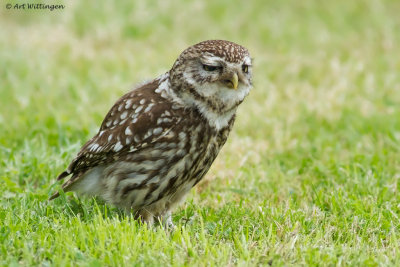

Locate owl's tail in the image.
[48,170,71,200]
[57,170,70,180]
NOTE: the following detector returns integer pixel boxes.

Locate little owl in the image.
[50,40,253,227]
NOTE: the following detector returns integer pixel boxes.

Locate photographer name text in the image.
[6,3,65,11]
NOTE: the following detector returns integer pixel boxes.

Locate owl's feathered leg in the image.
[132,205,175,229]
[136,209,175,229]
[134,208,155,226]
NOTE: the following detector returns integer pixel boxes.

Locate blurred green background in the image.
[1,0,400,265]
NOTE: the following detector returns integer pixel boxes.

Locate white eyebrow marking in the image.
[243,56,252,65]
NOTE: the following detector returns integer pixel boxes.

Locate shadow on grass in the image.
[48,193,127,222]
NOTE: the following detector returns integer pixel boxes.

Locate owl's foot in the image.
[164,216,176,230]
[157,211,175,230]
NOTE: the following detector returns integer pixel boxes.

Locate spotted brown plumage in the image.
[50,40,253,226]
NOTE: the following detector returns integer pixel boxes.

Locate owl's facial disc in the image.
[200,60,239,89]
[198,54,252,91]
[169,40,252,118]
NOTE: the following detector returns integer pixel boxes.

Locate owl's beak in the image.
[224,73,238,90]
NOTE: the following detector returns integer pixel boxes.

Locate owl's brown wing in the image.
[49,79,183,200]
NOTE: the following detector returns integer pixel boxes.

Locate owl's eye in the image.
[242,64,249,73]
[203,64,219,71]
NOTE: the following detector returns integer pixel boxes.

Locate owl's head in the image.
[170,40,252,123]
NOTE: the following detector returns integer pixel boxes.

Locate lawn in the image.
[1,0,400,265]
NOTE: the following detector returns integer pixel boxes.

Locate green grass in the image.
[1,0,400,265]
